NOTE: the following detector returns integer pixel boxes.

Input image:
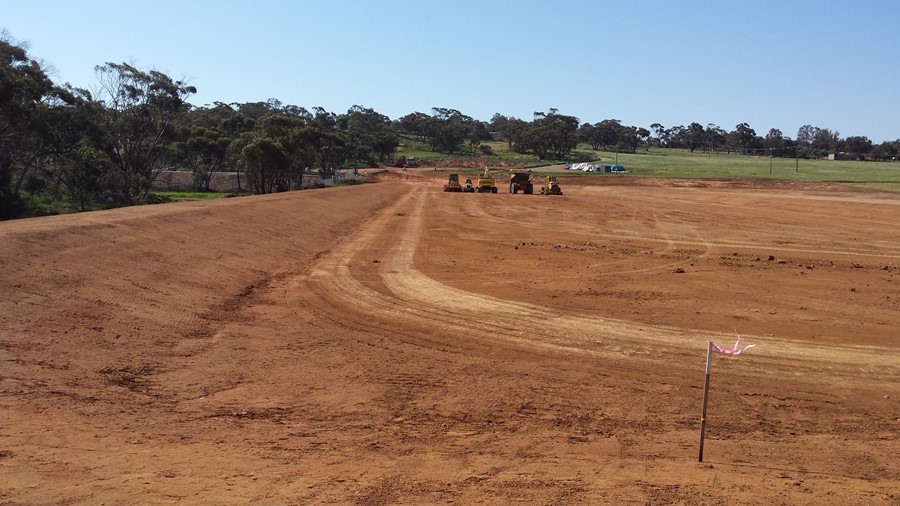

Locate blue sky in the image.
[4,0,899,142]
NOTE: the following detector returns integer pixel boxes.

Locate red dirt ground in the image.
[2,170,899,505]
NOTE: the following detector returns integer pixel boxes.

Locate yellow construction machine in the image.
[443,173,463,192]
[540,175,563,195]
[475,168,498,193]
[509,171,534,194]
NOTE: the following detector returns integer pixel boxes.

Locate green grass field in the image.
[151,190,228,200]
[593,148,900,186]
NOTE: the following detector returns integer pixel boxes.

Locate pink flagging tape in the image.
[711,333,756,355]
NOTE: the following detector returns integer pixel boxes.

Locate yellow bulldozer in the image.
[443,173,463,192]
[540,175,563,195]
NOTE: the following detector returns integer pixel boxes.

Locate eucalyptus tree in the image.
[173,103,242,189]
[764,128,785,152]
[706,124,727,152]
[618,126,649,153]
[341,105,398,163]
[687,122,705,152]
[841,136,872,157]
[425,107,473,154]
[488,113,510,145]
[240,136,289,194]
[665,125,687,149]
[524,110,579,160]
[812,128,839,153]
[92,62,196,201]
[871,140,899,159]
[235,99,282,119]
[464,119,490,154]
[577,123,596,149]
[171,126,230,190]
[507,118,530,153]
[398,112,430,140]
[62,140,115,211]
[728,123,760,154]
[796,124,819,157]
[0,34,54,217]
[596,119,624,150]
[650,123,666,147]
[311,106,338,131]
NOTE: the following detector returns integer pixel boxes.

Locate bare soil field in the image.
[2,170,899,505]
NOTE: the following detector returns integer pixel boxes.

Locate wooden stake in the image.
[699,341,713,462]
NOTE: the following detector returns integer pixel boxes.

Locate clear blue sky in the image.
[4,0,899,142]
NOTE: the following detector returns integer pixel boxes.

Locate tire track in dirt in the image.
[575,186,900,260]
[453,189,702,279]
[467,186,900,260]
[306,186,651,358]
[305,183,899,373]
[377,189,685,354]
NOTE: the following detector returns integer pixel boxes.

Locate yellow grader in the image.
[540,175,563,195]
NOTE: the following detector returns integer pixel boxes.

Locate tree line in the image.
[1,34,405,218]
[645,122,899,159]
[3,33,899,219]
